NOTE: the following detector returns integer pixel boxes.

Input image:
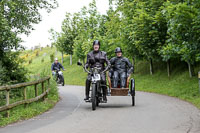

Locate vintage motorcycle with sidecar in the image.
[77,62,135,110]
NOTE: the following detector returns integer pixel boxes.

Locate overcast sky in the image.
[20,0,109,49]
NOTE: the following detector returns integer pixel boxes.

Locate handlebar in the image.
[84,65,109,74]
[84,65,91,74]
[77,61,109,74]
[101,66,109,74]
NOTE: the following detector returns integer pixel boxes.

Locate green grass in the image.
[62,56,87,85]
[134,60,200,109]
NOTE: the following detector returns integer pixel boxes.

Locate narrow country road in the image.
[0,85,200,133]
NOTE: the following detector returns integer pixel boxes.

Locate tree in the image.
[49,12,78,65]
[131,1,166,75]
[0,0,58,84]
[73,0,102,62]
[161,2,200,77]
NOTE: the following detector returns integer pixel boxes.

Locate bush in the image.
[0,51,28,85]
[29,59,32,64]
[35,51,39,56]
[0,61,6,86]
[41,58,44,63]
[50,54,54,63]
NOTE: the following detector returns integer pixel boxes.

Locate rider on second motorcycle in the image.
[84,40,110,102]
[51,58,65,78]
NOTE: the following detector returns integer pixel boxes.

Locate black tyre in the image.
[96,99,99,106]
[96,91,101,106]
[60,75,65,86]
[92,83,97,110]
[132,96,135,106]
[131,78,135,106]
[62,76,65,86]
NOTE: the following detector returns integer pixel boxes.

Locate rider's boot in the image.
[103,95,107,102]
[84,79,90,101]
[102,86,107,103]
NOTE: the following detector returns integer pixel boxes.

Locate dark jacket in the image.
[110,57,133,74]
[51,62,64,71]
[85,50,110,71]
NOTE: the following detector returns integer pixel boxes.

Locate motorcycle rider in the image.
[84,40,110,102]
[110,47,134,88]
[51,58,65,78]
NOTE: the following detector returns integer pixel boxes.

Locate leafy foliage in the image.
[0,0,58,84]
[49,0,200,77]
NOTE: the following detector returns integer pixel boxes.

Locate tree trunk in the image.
[61,52,63,64]
[167,60,170,77]
[132,57,135,66]
[150,58,153,75]
[132,57,135,73]
[70,55,72,65]
[187,62,195,78]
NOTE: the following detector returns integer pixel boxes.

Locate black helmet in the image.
[93,40,100,47]
[115,47,122,53]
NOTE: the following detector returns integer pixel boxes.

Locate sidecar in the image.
[107,73,135,106]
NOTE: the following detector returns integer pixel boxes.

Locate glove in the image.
[85,64,89,69]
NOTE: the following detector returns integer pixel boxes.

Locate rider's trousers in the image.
[113,71,127,88]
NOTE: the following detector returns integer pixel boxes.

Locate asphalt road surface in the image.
[0,85,200,133]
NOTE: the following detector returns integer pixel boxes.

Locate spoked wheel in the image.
[91,83,97,110]
[131,78,135,106]
[61,76,65,86]
[58,75,64,86]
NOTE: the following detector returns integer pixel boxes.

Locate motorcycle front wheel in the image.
[59,75,65,86]
[91,83,97,110]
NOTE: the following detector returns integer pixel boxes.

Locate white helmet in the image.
[55,58,58,61]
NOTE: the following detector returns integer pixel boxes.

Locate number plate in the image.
[92,74,101,81]
[58,71,63,75]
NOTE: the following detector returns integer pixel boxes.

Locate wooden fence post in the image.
[198,71,200,94]
[46,79,50,98]
[42,82,45,100]
[35,84,38,97]
[6,89,10,117]
[24,87,27,107]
